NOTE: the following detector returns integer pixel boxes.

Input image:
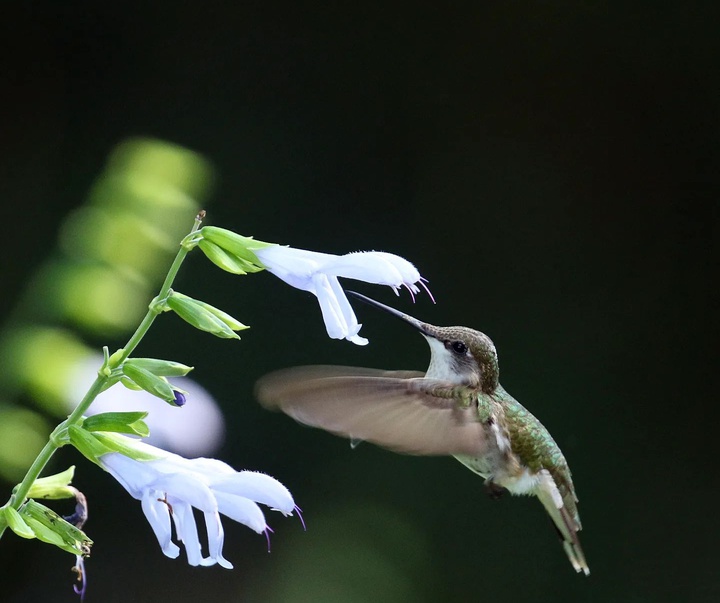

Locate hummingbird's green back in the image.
[494,385,580,525]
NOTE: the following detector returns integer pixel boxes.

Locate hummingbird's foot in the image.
[483,481,508,500]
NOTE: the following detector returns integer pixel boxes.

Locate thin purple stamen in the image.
[403,283,417,302]
[72,556,87,601]
[263,526,274,553]
[294,505,307,531]
[419,278,436,304]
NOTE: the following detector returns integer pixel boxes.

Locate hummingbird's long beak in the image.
[347,291,434,337]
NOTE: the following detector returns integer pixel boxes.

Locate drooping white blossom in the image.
[99,442,297,568]
[255,246,432,345]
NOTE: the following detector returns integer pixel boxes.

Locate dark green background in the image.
[2,2,717,602]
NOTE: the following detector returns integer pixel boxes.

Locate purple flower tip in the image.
[72,555,87,601]
[294,505,307,531]
[264,526,274,553]
[173,391,187,406]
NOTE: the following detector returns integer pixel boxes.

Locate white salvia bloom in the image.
[99,442,296,569]
[255,246,432,345]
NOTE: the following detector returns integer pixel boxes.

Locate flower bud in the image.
[83,411,150,437]
[121,363,177,404]
[166,292,246,338]
[124,357,194,377]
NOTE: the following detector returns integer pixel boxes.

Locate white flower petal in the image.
[202,511,233,569]
[347,333,370,345]
[150,471,217,513]
[254,243,429,344]
[100,437,296,568]
[322,252,403,284]
[141,491,179,559]
[326,277,369,345]
[326,277,363,336]
[312,273,353,340]
[171,499,204,566]
[309,274,368,344]
[213,492,267,533]
[102,453,159,499]
[213,472,296,516]
[254,246,326,290]
[184,457,235,477]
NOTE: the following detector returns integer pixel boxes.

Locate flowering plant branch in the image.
[0,214,205,531]
[0,210,431,596]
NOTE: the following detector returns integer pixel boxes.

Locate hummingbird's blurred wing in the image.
[256,365,489,457]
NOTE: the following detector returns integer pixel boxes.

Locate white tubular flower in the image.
[254,246,433,345]
[99,443,296,569]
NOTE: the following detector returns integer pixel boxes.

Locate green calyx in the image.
[198,239,265,275]
[198,226,275,267]
[17,500,92,557]
[83,412,150,437]
[24,467,77,500]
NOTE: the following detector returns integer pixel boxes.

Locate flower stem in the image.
[115,210,205,363]
[0,211,206,538]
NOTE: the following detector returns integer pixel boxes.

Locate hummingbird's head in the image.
[348,292,499,393]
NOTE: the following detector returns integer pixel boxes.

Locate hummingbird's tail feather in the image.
[535,470,590,576]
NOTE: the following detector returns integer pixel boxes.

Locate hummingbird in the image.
[256,291,589,575]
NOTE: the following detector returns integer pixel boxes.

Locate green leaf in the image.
[166,292,241,339]
[124,357,194,377]
[83,412,150,437]
[20,500,92,557]
[121,363,176,403]
[3,506,36,539]
[68,425,114,463]
[26,466,76,500]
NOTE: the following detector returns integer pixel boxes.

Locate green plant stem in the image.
[0,212,205,537]
[117,212,204,363]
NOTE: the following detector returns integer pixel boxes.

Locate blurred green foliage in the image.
[2,2,717,602]
[0,138,214,481]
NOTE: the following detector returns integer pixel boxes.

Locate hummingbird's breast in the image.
[452,397,520,482]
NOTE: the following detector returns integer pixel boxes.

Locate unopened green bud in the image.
[121,363,176,403]
[83,411,150,437]
[107,348,126,369]
[185,296,248,331]
[166,292,245,339]
[124,357,193,377]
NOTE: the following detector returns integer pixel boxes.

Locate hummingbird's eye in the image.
[448,340,468,355]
